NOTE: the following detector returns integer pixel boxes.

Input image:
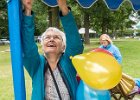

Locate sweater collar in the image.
[103,44,111,49]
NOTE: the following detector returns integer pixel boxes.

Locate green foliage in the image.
[89,1,133,35]
[0,0,139,38]
[0,0,8,38]
[0,0,6,9]
[33,0,49,35]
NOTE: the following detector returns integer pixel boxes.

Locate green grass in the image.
[0,45,14,99]
[0,45,32,100]
[0,38,140,99]
[114,40,140,77]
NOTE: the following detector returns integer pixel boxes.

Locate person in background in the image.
[99,34,122,64]
[22,0,83,99]
[99,34,140,97]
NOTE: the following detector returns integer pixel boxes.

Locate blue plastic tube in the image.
[7,0,26,100]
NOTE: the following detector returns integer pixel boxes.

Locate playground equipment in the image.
[7,0,26,100]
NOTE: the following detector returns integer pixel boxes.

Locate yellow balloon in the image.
[72,52,122,90]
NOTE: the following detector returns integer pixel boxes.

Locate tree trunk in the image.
[52,7,60,28]
[84,12,90,44]
[48,7,52,27]
[48,7,60,28]
[101,18,107,34]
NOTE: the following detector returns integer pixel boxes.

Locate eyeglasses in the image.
[43,35,62,41]
[101,39,107,41]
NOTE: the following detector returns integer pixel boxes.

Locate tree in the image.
[0,0,8,38]
[83,9,90,44]
[33,0,48,35]
[50,7,60,28]
[1,0,135,39]
[90,0,132,37]
[33,0,60,35]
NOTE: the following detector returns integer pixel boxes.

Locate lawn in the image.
[0,38,140,99]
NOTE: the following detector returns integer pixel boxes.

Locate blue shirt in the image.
[100,44,122,64]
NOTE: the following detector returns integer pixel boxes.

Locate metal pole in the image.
[7,0,26,99]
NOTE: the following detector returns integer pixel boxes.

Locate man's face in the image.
[42,31,65,55]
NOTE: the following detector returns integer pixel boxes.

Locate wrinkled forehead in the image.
[45,30,61,36]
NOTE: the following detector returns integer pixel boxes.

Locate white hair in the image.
[41,27,66,52]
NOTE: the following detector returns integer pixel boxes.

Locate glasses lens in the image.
[43,35,62,40]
